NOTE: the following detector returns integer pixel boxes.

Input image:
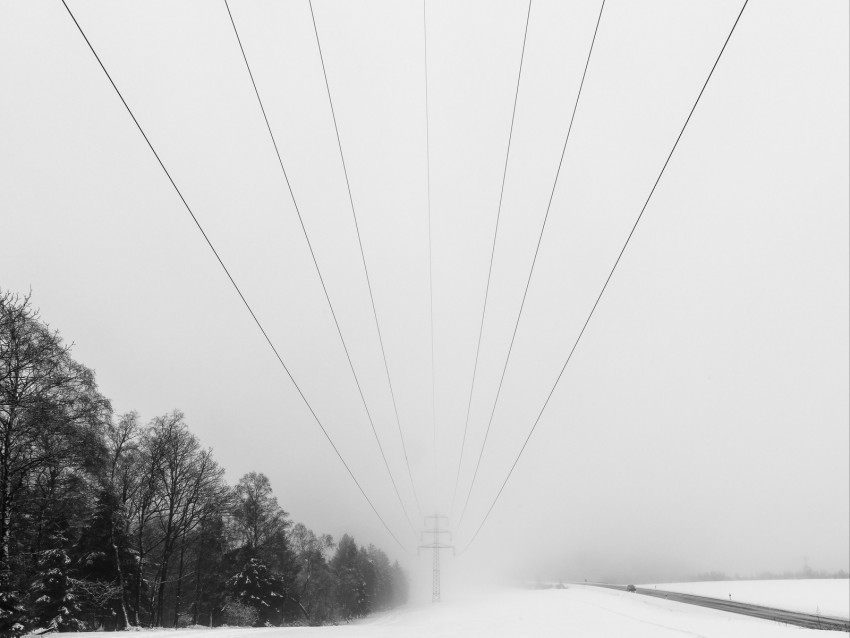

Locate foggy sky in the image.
[1,0,847,589]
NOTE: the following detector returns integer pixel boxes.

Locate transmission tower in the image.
[419,514,454,602]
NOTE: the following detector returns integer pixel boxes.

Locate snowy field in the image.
[643,579,850,619]
[58,586,844,638]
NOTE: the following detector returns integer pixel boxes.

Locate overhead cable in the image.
[223,0,418,536]
[307,0,424,518]
[449,0,533,522]
[59,0,411,555]
[422,0,439,512]
[460,0,750,553]
[456,0,607,531]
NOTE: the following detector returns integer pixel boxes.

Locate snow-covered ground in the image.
[642,579,850,619]
[57,585,843,637]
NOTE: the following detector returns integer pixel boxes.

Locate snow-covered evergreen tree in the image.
[31,548,85,632]
[227,558,285,626]
[0,570,26,636]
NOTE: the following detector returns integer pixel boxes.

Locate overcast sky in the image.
[1,0,847,587]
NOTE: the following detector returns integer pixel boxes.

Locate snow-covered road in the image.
[85,585,840,637]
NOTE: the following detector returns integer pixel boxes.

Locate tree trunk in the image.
[0,487,10,576]
[134,552,144,626]
[193,545,204,626]
[147,574,159,627]
[155,547,172,625]
[110,513,130,628]
[293,597,310,623]
[0,422,13,575]
[172,537,186,627]
[155,498,177,626]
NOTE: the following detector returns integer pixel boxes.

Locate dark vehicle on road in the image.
[626,584,636,592]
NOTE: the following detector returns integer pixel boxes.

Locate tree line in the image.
[693,568,850,582]
[0,289,408,634]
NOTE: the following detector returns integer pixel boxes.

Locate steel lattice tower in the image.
[419,514,453,602]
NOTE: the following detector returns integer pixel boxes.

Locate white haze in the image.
[1,0,847,591]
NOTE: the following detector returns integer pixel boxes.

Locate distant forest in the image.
[0,290,408,634]
[693,568,849,582]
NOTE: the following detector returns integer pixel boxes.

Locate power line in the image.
[223,0,418,536]
[423,0,438,513]
[307,0,424,519]
[58,0,411,555]
[456,0,607,531]
[460,0,750,553]
[449,0,533,522]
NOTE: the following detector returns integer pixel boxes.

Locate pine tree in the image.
[0,570,26,636]
[331,535,367,619]
[31,548,86,632]
[227,558,285,626]
[389,561,409,607]
[356,546,377,615]
[364,545,393,611]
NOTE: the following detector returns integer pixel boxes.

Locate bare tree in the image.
[127,422,167,626]
[147,411,197,625]
[171,448,228,627]
[0,290,109,574]
[231,472,289,555]
[290,523,335,622]
[101,411,142,628]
